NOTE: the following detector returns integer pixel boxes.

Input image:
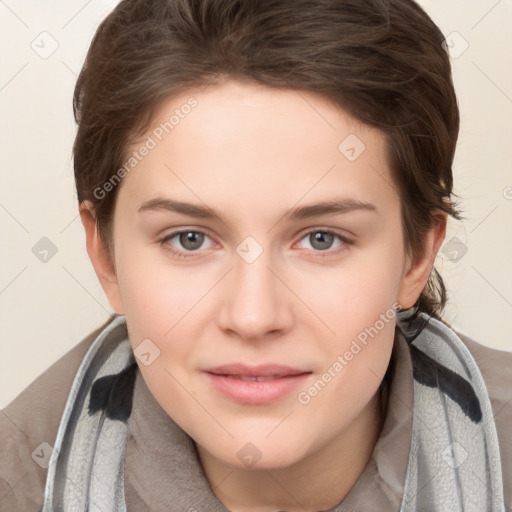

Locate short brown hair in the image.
[73,0,461,318]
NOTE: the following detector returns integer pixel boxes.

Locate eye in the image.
[160,229,215,258]
[159,228,351,260]
[297,230,352,254]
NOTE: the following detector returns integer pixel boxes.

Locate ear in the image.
[79,201,125,314]
[397,213,447,309]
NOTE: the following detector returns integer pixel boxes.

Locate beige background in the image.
[1,0,511,408]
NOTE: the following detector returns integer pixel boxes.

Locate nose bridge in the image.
[217,244,291,339]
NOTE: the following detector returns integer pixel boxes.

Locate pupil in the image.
[311,232,333,250]
[180,232,203,250]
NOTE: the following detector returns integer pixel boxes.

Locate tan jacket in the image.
[1,319,511,511]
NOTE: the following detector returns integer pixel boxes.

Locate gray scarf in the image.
[41,311,505,511]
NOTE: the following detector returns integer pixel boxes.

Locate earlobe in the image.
[79,201,125,315]
[397,213,447,309]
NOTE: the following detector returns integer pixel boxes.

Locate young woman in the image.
[1,1,511,511]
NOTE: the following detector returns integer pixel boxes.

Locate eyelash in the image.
[159,229,353,260]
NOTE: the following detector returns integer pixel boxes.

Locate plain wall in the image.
[1,0,511,408]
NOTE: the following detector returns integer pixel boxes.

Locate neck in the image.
[197,389,385,512]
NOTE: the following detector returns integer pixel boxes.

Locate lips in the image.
[203,364,312,404]
[206,363,307,378]
[225,375,283,382]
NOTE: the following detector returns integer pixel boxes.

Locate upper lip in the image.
[204,364,310,378]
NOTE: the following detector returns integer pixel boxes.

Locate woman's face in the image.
[105,79,418,470]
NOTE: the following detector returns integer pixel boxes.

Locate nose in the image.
[216,248,294,342]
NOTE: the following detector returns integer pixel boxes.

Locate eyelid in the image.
[294,228,354,255]
[294,225,354,242]
[159,228,218,258]
[160,227,215,242]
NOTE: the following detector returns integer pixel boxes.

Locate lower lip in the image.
[203,372,311,405]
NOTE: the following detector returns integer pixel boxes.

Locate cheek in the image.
[117,257,207,431]
[294,242,404,342]
[115,244,213,338]
[307,270,397,400]
[294,325,394,452]
[286,279,397,459]
[290,238,402,409]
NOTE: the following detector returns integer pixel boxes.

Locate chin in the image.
[206,436,310,472]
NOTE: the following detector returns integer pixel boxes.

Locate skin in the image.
[81,79,446,511]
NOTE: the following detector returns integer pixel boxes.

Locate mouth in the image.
[202,364,312,404]
[221,375,290,382]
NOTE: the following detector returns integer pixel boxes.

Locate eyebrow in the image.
[137,196,377,222]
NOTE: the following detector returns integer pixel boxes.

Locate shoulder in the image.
[0,317,115,511]
[454,328,512,511]
[456,329,512,407]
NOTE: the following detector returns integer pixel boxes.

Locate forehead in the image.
[118,79,398,220]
